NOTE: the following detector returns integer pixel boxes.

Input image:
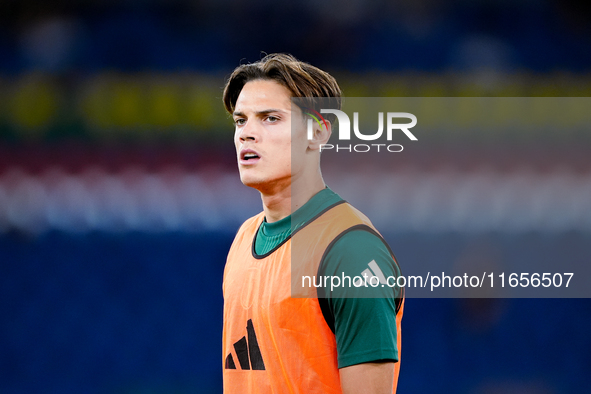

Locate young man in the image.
[222,53,404,394]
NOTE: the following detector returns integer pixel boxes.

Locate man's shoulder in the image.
[316,201,376,234]
[325,227,391,264]
[319,213,399,278]
[342,202,373,225]
[232,212,265,242]
[240,211,265,228]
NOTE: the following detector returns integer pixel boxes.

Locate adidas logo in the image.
[225,319,265,370]
[353,260,388,287]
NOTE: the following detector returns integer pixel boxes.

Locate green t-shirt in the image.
[254,188,401,368]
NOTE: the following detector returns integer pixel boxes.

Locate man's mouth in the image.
[240,149,261,164]
[243,153,259,160]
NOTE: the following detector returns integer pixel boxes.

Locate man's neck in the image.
[260,175,325,223]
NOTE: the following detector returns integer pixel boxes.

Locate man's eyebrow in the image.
[232,109,287,117]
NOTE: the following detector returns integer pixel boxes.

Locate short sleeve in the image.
[319,228,402,368]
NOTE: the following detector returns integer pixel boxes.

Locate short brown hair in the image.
[222,53,342,123]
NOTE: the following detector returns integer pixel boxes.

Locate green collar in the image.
[254,187,343,256]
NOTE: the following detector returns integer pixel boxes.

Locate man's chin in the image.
[240,175,265,189]
[240,174,292,196]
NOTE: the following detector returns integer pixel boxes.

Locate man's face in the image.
[232,79,308,192]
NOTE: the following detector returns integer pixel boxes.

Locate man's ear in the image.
[308,120,332,151]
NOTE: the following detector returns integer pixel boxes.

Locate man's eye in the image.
[235,118,246,126]
[267,116,279,122]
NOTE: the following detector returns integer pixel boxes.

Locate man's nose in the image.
[238,121,260,142]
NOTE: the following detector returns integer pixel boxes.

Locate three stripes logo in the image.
[353,260,388,287]
[225,319,265,371]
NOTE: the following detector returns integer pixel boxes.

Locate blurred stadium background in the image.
[1,0,590,393]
